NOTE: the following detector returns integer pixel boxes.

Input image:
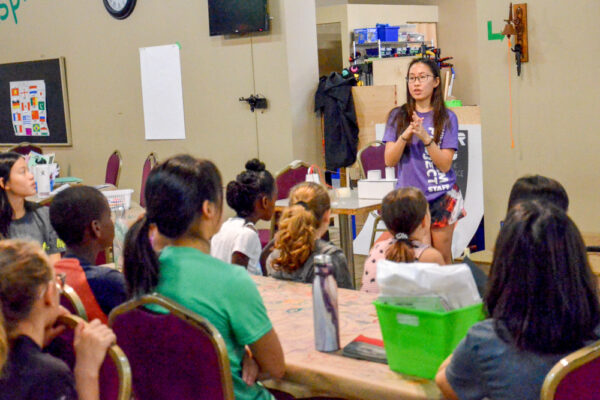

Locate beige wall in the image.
[436,0,479,105]
[476,1,600,246]
[1,0,320,204]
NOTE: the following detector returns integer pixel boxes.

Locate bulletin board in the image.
[0,57,72,146]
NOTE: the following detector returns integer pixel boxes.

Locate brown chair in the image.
[105,150,123,187]
[60,283,89,321]
[540,340,600,400]
[8,142,43,155]
[140,152,158,207]
[108,294,234,400]
[50,314,132,400]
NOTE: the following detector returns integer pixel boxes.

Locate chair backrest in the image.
[105,150,123,187]
[48,314,132,400]
[357,140,386,179]
[540,340,600,400]
[8,142,43,155]
[108,294,234,400]
[275,160,309,200]
[60,284,89,321]
[140,152,157,207]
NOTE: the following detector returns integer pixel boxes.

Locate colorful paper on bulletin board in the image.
[10,80,49,137]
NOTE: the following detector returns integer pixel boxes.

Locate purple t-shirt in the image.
[382,108,459,201]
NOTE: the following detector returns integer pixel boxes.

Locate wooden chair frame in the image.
[540,340,600,399]
[108,294,235,400]
[106,150,123,187]
[61,283,89,321]
[57,314,132,400]
[357,140,385,179]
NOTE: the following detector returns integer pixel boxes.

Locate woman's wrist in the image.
[424,138,434,147]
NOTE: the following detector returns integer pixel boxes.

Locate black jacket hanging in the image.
[314,73,359,171]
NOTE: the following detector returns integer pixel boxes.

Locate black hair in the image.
[123,155,222,298]
[49,186,110,246]
[226,158,275,218]
[507,175,569,212]
[0,152,39,238]
[486,200,600,353]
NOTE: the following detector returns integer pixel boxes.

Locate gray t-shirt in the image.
[8,206,65,255]
[446,319,599,400]
[267,239,353,289]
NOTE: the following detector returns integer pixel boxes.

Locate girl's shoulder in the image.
[445,108,458,123]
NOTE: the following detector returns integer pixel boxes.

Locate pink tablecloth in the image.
[253,276,441,400]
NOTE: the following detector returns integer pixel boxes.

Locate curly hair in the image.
[272,182,330,273]
[226,159,275,218]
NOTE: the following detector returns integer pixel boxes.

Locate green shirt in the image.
[157,246,274,400]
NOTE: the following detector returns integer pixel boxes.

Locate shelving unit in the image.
[352,39,432,61]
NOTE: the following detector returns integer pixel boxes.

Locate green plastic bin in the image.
[374,300,484,379]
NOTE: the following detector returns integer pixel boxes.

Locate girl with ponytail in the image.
[211,159,276,275]
[123,155,285,400]
[361,187,444,293]
[266,182,353,289]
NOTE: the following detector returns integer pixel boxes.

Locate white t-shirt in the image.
[211,217,262,275]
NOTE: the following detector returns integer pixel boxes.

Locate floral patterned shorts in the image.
[429,184,466,229]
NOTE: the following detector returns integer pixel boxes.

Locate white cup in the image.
[367,170,382,180]
[385,167,396,180]
[34,164,53,197]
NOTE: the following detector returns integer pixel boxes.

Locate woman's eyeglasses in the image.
[406,75,433,84]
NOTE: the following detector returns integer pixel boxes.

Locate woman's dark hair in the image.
[486,200,600,354]
[226,159,275,218]
[381,187,428,263]
[0,152,23,237]
[388,58,449,145]
[123,155,222,298]
[507,175,569,212]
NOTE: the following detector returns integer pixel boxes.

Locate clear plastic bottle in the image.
[313,254,340,352]
[112,199,127,269]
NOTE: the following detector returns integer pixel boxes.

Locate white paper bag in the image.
[376,260,482,310]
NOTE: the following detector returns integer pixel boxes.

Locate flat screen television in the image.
[208,0,269,36]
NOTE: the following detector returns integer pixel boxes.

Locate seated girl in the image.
[211,159,276,275]
[0,153,65,263]
[436,200,600,400]
[0,239,116,400]
[266,182,353,289]
[361,187,444,293]
[123,155,285,400]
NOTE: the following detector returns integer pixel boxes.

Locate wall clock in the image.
[103,0,137,20]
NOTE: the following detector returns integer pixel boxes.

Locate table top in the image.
[253,275,441,400]
[275,190,381,216]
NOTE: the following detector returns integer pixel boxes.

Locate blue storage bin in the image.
[354,28,368,44]
[376,23,400,42]
[366,27,378,42]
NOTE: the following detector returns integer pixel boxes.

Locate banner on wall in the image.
[10,80,50,137]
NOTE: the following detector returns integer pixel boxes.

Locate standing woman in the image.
[383,58,465,264]
[124,155,285,400]
[0,152,64,263]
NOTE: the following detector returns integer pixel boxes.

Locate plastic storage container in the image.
[376,24,400,42]
[374,300,484,379]
[102,189,134,210]
[354,27,378,44]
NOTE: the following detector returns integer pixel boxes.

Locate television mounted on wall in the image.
[208,0,269,36]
